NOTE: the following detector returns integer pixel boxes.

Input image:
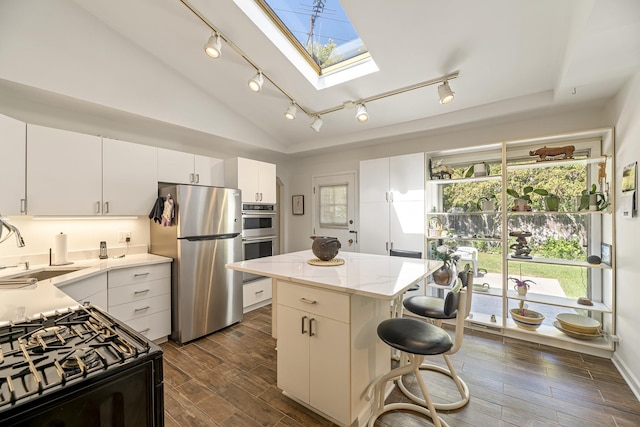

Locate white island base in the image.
[227,250,442,426]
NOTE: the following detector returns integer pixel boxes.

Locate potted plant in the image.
[543,193,560,211]
[578,184,606,211]
[509,276,536,296]
[431,244,460,286]
[506,186,548,211]
[477,194,497,211]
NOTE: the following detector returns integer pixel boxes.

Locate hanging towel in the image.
[161,196,175,226]
[149,197,165,224]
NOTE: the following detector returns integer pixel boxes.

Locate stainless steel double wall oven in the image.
[241,203,278,282]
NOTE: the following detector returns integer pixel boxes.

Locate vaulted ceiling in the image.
[1,0,639,157]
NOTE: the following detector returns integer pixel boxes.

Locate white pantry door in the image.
[312,172,357,253]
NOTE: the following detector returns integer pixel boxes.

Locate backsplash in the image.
[0,216,150,262]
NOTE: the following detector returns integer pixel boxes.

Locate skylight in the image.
[255,0,371,74]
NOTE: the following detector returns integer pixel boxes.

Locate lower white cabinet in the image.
[56,273,108,310]
[275,280,400,426]
[107,263,171,341]
[277,282,350,424]
[242,277,272,313]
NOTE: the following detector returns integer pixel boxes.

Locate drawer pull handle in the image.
[139,328,150,334]
[255,290,264,295]
[309,318,316,337]
[134,289,150,295]
[300,298,317,305]
[134,273,150,277]
[134,306,150,312]
[301,315,308,334]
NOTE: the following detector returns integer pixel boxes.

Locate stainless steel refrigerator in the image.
[150,184,242,344]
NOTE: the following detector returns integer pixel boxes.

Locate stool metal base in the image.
[397,353,470,410]
[368,353,449,427]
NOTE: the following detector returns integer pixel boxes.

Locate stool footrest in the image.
[397,361,470,410]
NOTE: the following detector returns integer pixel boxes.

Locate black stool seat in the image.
[403,294,458,319]
[377,317,453,356]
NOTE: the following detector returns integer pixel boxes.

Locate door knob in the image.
[348,239,353,244]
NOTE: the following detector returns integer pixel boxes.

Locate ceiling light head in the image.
[310,116,323,132]
[356,104,369,123]
[248,71,264,92]
[204,33,222,59]
[284,103,297,120]
[438,80,455,104]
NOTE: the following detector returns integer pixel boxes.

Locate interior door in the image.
[312,172,357,252]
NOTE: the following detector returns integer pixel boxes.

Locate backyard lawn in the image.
[477,252,587,298]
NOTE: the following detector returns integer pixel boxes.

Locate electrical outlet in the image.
[118,231,131,243]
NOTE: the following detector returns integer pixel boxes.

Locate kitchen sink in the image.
[9,268,87,281]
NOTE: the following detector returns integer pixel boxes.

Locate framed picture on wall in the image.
[292,195,304,215]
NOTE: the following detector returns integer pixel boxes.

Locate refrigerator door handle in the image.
[182,233,241,241]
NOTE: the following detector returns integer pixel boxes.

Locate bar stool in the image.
[368,316,453,427]
[399,267,473,410]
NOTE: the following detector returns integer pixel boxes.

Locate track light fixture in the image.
[438,80,455,104]
[310,116,323,132]
[248,71,264,92]
[204,33,222,59]
[284,103,297,120]
[356,104,369,123]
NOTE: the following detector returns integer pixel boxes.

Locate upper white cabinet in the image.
[27,125,103,215]
[0,114,26,215]
[225,157,277,203]
[359,153,425,255]
[102,138,157,216]
[157,148,224,186]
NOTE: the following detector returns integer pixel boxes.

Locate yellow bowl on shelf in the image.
[555,313,601,335]
[510,308,545,330]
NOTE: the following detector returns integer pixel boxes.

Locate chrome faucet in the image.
[0,216,25,247]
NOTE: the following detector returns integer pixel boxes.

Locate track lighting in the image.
[284,103,297,120]
[204,33,222,59]
[248,71,264,92]
[310,116,323,132]
[356,104,369,123]
[438,80,455,104]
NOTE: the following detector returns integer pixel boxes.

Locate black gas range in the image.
[0,304,164,426]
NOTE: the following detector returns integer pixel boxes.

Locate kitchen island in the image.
[226,250,441,427]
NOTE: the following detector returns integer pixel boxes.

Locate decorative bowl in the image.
[310,236,341,261]
[555,313,601,334]
[510,308,545,330]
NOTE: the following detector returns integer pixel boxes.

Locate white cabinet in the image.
[243,277,272,313]
[26,126,157,216]
[275,280,389,426]
[277,281,350,424]
[225,157,276,203]
[157,148,224,186]
[0,114,26,215]
[102,138,158,216]
[56,273,108,310]
[107,263,171,342]
[359,153,425,255]
[27,125,102,215]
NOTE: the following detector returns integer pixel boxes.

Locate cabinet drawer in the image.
[124,310,171,342]
[108,263,170,288]
[57,274,107,303]
[277,280,349,323]
[108,278,170,307]
[108,293,171,322]
[243,278,272,308]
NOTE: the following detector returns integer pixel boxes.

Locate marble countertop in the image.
[0,253,172,325]
[226,250,442,300]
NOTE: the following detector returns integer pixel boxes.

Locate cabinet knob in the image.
[20,198,26,214]
[103,201,110,214]
[95,201,101,213]
[134,306,150,312]
[301,315,308,334]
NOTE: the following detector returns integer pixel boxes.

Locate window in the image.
[256,0,370,74]
[319,184,348,228]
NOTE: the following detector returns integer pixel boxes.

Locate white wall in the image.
[606,71,640,397]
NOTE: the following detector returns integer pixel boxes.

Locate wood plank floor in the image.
[161,306,640,426]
